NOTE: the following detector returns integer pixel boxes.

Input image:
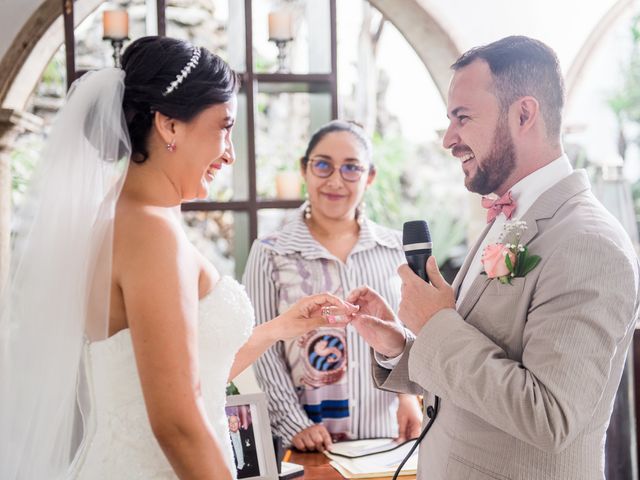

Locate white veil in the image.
[0,68,131,479]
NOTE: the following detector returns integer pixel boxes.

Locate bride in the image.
[0,36,356,479]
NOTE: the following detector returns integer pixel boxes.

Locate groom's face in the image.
[443,60,516,195]
[467,115,516,195]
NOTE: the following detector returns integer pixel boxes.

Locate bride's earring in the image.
[166,140,176,152]
[356,201,366,225]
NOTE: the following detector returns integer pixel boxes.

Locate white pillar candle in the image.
[268,10,293,40]
[103,10,129,40]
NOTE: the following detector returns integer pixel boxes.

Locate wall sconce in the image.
[103,10,129,68]
[268,10,293,73]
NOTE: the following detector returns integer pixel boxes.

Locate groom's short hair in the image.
[451,36,565,142]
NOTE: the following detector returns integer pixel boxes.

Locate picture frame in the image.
[225,392,278,480]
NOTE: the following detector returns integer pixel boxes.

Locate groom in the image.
[350,36,640,480]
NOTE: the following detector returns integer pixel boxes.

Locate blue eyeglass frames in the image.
[308,158,369,182]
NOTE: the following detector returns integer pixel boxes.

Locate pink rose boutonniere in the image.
[481,221,541,284]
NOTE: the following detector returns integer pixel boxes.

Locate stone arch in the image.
[3,1,636,117]
[368,0,462,101]
[2,0,462,108]
[565,0,636,109]
[0,0,103,110]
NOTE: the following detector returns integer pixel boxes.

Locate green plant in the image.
[40,55,65,90]
[365,133,466,264]
[366,132,405,227]
[608,14,640,223]
[608,15,640,132]
[10,137,42,206]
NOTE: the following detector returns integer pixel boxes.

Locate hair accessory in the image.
[162,47,202,96]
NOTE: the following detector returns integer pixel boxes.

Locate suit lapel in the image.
[518,170,590,246]
[453,170,591,319]
[452,221,494,319]
[458,275,492,319]
[452,222,493,298]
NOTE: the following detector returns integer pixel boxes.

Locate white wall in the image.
[421,0,618,70]
[0,0,46,63]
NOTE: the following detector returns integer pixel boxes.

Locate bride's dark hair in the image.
[121,36,239,163]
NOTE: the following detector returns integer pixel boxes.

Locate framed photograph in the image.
[225,393,278,480]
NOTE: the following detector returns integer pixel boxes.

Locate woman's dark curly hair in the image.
[121,36,240,163]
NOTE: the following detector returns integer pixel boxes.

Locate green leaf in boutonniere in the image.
[226,382,240,396]
[521,252,541,276]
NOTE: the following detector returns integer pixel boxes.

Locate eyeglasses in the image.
[308,158,368,182]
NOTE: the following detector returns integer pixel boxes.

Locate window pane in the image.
[253,0,331,74]
[182,210,249,280]
[255,91,331,200]
[257,208,300,238]
[166,0,246,72]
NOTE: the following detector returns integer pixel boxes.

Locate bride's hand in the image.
[270,293,359,341]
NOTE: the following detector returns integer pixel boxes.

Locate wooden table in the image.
[286,450,416,480]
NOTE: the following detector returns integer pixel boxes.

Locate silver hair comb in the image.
[162,47,202,96]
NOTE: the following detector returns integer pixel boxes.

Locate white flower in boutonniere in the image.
[481,220,541,285]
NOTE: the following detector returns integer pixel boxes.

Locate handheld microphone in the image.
[402,220,432,283]
[394,220,439,480]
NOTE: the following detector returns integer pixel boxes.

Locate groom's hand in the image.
[347,286,406,358]
[398,256,455,335]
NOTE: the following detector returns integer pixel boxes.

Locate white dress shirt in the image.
[378,154,573,368]
[456,154,573,306]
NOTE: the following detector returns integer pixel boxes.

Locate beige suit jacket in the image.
[373,171,640,480]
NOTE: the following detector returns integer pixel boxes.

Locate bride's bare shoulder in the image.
[113,201,188,268]
[117,200,172,232]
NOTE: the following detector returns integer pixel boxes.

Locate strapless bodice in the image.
[73,276,254,479]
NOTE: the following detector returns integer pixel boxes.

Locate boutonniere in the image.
[481,220,541,284]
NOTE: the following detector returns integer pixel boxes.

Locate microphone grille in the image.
[403,220,432,245]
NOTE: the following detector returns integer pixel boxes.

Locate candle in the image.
[103,10,129,40]
[268,10,293,41]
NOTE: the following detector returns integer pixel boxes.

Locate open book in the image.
[324,439,418,478]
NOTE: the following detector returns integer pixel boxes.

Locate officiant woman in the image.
[243,120,423,452]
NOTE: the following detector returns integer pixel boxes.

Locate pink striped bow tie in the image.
[481,191,516,223]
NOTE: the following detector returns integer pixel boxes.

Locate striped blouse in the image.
[242,206,406,445]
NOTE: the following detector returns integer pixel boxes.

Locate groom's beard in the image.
[467,117,516,196]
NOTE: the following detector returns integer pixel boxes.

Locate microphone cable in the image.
[395,220,440,479]
[391,395,440,480]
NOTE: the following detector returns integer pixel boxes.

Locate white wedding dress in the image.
[72,276,254,479]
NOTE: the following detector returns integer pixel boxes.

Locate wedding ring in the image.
[328,314,347,324]
[321,306,332,318]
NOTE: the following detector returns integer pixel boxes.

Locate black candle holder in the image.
[269,37,293,73]
[103,37,129,68]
